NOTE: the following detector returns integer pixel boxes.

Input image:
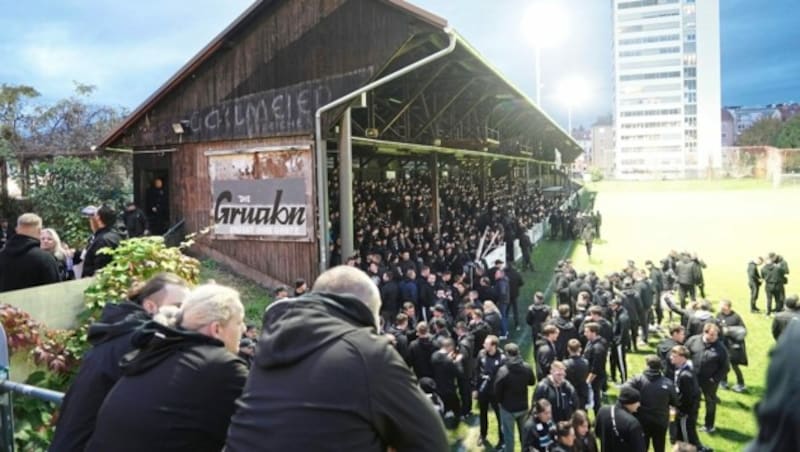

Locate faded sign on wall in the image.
[208,146,313,240]
[188,67,373,140]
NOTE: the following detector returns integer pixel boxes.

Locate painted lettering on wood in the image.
[186,67,372,140]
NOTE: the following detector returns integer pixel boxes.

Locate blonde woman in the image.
[484,300,504,337]
[86,284,248,452]
[40,228,74,280]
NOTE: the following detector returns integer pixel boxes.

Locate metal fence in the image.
[0,324,65,452]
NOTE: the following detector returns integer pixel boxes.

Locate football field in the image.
[567,180,800,451]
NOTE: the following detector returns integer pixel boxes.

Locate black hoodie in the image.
[0,234,60,291]
[494,356,535,412]
[50,302,149,452]
[86,322,248,452]
[225,293,448,452]
[627,369,679,428]
[747,321,800,451]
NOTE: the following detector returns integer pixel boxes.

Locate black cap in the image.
[618,386,640,405]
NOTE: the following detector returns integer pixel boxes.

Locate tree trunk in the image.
[0,159,8,202]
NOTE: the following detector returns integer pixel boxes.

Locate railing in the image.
[0,324,65,452]
[162,218,186,248]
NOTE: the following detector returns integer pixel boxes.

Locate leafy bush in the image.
[26,156,131,246]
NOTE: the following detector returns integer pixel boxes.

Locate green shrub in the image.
[27,156,130,246]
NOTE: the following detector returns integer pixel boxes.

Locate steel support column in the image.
[339,108,354,260]
[430,153,440,232]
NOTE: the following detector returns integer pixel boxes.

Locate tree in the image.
[776,115,800,149]
[0,84,40,200]
[736,117,783,146]
[27,156,130,246]
[0,82,126,197]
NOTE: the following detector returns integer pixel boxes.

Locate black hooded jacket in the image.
[627,369,679,428]
[494,356,535,412]
[0,234,60,291]
[81,226,122,277]
[50,302,149,452]
[747,321,800,451]
[86,322,248,452]
[225,293,448,452]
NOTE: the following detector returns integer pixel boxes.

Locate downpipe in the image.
[313,27,457,273]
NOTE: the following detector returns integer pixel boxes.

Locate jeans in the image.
[499,406,527,452]
[499,303,510,336]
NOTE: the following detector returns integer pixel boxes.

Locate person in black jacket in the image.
[534,361,580,423]
[552,304,580,360]
[526,291,551,343]
[684,323,729,433]
[379,270,400,325]
[747,257,763,312]
[564,339,590,410]
[627,356,679,452]
[506,263,524,330]
[609,298,631,383]
[746,320,800,452]
[387,313,411,364]
[656,324,685,379]
[50,273,188,452]
[675,254,696,308]
[79,205,122,278]
[670,345,708,451]
[431,337,464,420]
[409,321,436,379]
[583,323,608,417]
[86,284,248,452]
[716,300,748,392]
[536,324,559,380]
[771,294,800,340]
[0,213,61,292]
[494,343,535,452]
[476,334,506,448]
[122,202,148,238]
[225,266,448,452]
[595,386,646,452]
[455,321,476,418]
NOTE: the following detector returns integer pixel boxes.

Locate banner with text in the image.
[208,147,313,240]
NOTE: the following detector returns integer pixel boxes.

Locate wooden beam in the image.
[380,62,450,137]
[413,79,475,140]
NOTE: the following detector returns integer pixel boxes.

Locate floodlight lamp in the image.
[172,120,191,135]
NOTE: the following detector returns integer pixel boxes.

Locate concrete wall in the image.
[0,279,93,330]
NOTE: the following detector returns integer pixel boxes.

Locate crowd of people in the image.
[328,174,578,272]
[0,178,172,293]
[0,206,123,291]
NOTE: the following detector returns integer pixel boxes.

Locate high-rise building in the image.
[612,0,721,179]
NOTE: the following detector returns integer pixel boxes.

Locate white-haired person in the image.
[85,284,248,452]
[40,227,75,281]
[226,265,448,451]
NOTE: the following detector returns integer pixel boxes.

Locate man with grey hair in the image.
[226,265,448,451]
[0,213,60,292]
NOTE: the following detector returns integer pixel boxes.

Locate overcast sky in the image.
[1,0,798,130]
